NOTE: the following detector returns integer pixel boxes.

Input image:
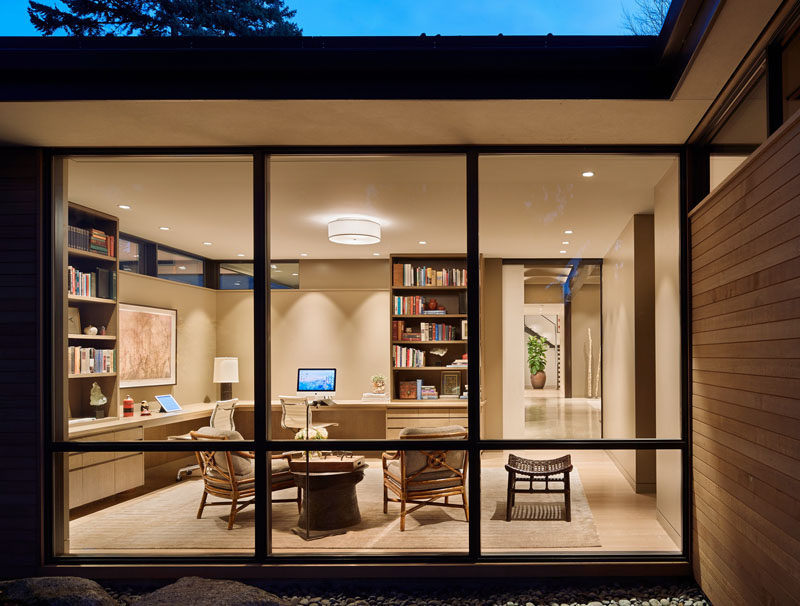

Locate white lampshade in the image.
[328,218,381,245]
[213,357,239,383]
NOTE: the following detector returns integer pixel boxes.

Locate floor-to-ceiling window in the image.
[48,149,688,563]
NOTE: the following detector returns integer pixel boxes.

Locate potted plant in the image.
[527,335,547,389]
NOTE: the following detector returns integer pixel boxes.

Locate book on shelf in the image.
[67,346,117,375]
[68,225,115,257]
[393,263,467,287]
[421,309,446,315]
[68,265,116,299]
[392,345,425,368]
[420,385,438,399]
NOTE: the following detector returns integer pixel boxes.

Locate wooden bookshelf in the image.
[65,202,120,423]
[390,254,469,402]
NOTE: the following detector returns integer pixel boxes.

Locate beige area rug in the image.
[70,466,599,553]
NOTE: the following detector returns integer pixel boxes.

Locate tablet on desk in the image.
[155,394,182,413]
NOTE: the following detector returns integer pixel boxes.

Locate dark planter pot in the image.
[530,371,546,389]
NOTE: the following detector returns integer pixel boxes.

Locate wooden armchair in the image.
[382,425,469,531]
[190,428,301,530]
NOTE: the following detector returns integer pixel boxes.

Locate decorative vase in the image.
[427,298,438,310]
[371,379,385,394]
[531,371,546,389]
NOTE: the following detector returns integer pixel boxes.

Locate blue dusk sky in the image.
[0,0,653,37]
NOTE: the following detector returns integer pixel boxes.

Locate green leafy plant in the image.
[527,335,547,374]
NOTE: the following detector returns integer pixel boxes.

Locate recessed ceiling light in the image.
[237,253,246,257]
[373,252,381,256]
[117,204,131,210]
[564,229,573,234]
[203,242,213,246]
[133,254,139,258]
[582,171,594,178]
[234,281,241,286]
[159,226,170,231]
[300,253,308,257]
[178,265,186,271]
[292,273,298,276]
[562,241,569,245]
[560,250,567,254]
[418,241,427,245]
[271,264,277,269]
[275,270,282,273]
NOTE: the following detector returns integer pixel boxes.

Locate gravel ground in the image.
[102,577,709,606]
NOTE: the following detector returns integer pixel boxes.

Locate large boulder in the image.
[1,576,116,606]
[134,577,288,606]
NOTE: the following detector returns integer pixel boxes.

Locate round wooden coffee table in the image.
[290,464,367,539]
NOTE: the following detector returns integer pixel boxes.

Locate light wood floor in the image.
[523,396,602,439]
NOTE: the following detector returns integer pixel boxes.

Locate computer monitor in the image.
[297,368,336,398]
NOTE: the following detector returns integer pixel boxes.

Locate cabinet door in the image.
[68,468,84,509]
[82,461,116,503]
[115,453,144,493]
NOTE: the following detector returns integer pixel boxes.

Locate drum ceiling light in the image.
[328,218,381,245]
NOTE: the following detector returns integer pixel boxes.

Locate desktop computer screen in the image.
[297,368,336,397]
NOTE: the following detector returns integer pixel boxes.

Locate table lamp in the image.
[213,357,239,400]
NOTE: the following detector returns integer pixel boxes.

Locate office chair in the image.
[278,396,338,438]
[174,398,238,481]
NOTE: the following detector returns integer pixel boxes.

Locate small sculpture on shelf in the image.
[140,400,151,416]
[89,382,107,419]
[83,325,98,336]
[370,373,386,394]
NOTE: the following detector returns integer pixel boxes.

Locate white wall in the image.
[502,264,525,438]
[654,160,682,546]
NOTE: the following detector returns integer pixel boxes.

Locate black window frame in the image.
[44,144,690,567]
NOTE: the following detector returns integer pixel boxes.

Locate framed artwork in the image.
[441,371,461,397]
[119,303,177,388]
[67,307,81,334]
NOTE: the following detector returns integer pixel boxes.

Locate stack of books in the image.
[68,346,117,375]
[447,357,468,368]
[362,392,389,402]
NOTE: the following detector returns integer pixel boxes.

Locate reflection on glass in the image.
[479,154,681,440]
[481,449,681,554]
[118,237,142,274]
[157,248,204,286]
[59,450,254,556]
[711,74,767,145]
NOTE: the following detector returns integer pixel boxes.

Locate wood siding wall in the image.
[690,110,800,606]
[0,149,42,577]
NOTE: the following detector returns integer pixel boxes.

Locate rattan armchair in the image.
[190,428,301,530]
[381,425,469,531]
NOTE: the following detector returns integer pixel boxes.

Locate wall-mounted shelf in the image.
[68,294,116,305]
[67,247,117,262]
[68,334,117,341]
[68,372,117,379]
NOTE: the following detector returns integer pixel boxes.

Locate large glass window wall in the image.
[49,149,687,563]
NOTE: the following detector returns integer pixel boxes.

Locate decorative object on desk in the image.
[89,382,107,418]
[140,400,151,416]
[83,324,98,336]
[119,303,177,388]
[527,335,547,389]
[67,307,81,334]
[122,394,134,417]
[213,356,239,400]
[369,373,386,394]
[427,298,438,310]
[441,371,461,397]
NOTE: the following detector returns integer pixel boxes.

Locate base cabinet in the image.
[68,426,144,508]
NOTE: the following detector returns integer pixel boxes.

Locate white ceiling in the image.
[67,153,676,260]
